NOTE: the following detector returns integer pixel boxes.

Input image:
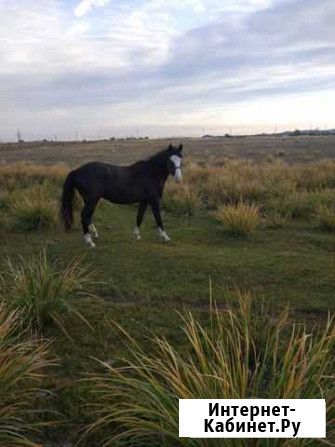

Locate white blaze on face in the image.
[170,154,182,181]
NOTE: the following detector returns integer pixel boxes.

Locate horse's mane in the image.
[147,148,169,164]
[132,147,169,167]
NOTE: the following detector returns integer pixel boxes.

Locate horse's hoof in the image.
[133,226,141,240]
[84,234,96,247]
[89,225,99,239]
[160,234,171,243]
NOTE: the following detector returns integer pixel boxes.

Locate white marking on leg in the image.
[158,227,171,243]
[84,233,96,247]
[90,224,99,238]
[133,225,141,240]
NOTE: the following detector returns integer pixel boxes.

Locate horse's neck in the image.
[134,159,169,180]
[152,162,169,184]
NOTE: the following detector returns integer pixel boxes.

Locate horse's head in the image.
[167,144,183,182]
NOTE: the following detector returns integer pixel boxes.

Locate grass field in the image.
[0,136,334,446]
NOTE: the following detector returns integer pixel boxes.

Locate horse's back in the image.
[72,161,141,203]
[72,162,115,197]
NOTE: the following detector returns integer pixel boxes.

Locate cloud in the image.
[74,0,111,17]
[1,0,335,140]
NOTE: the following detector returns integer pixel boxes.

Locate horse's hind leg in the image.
[81,198,99,247]
[134,201,148,240]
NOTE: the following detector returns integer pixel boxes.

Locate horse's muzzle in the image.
[174,168,182,182]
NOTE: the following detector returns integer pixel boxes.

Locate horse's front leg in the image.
[150,199,171,243]
[134,201,148,240]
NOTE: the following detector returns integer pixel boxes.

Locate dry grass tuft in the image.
[0,163,69,191]
[215,202,260,237]
[163,179,202,216]
[0,250,98,336]
[0,301,55,446]
[9,184,58,231]
[83,291,335,446]
[316,206,335,233]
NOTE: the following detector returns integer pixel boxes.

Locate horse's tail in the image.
[60,170,76,231]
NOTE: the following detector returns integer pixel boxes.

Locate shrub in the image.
[267,192,314,220]
[215,202,260,237]
[295,160,335,191]
[317,206,335,233]
[0,251,97,335]
[83,292,335,446]
[0,163,69,191]
[10,185,57,231]
[201,166,267,208]
[163,180,202,216]
[307,189,335,209]
[0,301,55,446]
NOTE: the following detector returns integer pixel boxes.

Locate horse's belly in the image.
[103,188,142,204]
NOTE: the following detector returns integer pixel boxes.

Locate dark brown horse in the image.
[60,144,183,247]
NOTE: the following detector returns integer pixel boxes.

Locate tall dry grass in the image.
[0,163,68,191]
[0,301,55,446]
[166,158,335,226]
[0,163,70,232]
[316,206,335,233]
[215,202,260,237]
[83,292,335,446]
[9,184,58,231]
[164,179,202,216]
[0,251,97,336]
[0,158,334,230]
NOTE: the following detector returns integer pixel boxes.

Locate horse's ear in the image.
[168,144,173,152]
[179,144,183,152]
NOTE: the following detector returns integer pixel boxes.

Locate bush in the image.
[215,202,260,237]
[163,180,202,216]
[0,163,69,191]
[201,166,267,208]
[267,192,314,220]
[10,185,57,231]
[0,251,97,335]
[83,292,335,446]
[0,301,55,446]
[317,206,335,233]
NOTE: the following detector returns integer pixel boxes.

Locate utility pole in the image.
[17,129,22,142]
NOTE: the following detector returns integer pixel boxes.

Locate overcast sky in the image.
[1,0,335,141]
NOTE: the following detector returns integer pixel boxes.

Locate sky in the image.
[1,0,335,141]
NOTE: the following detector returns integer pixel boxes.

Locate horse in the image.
[60,144,183,247]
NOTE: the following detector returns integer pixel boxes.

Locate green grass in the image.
[82,292,335,446]
[1,200,334,311]
[0,196,334,444]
